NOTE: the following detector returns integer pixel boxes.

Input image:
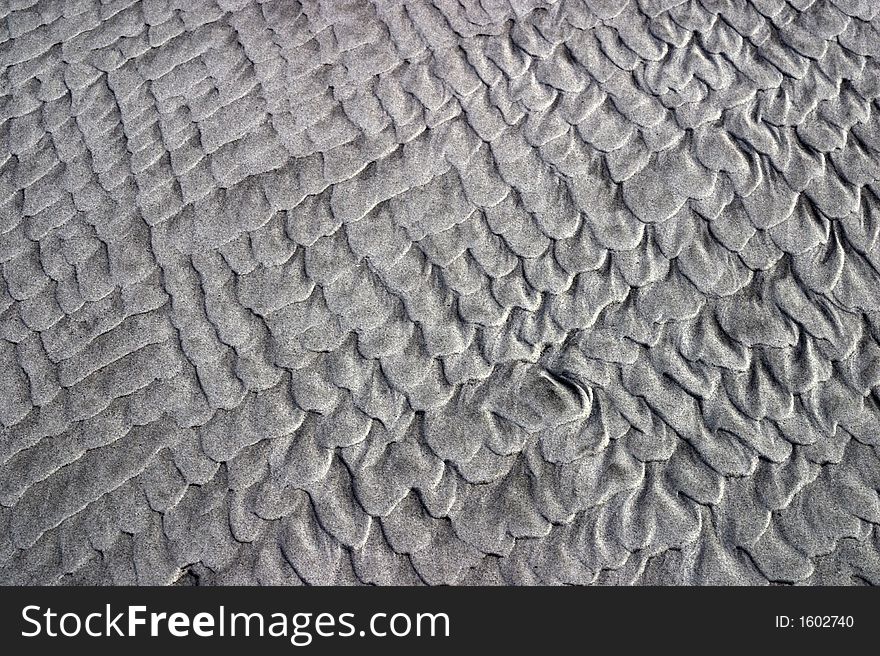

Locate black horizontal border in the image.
[0,586,873,653]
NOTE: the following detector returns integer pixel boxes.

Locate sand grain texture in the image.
[1,0,880,585]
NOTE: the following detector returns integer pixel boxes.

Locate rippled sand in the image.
[1,0,879,585]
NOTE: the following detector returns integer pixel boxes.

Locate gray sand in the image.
[1,0,880,585]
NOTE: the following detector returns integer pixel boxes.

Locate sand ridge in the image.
[1,0,879,585]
